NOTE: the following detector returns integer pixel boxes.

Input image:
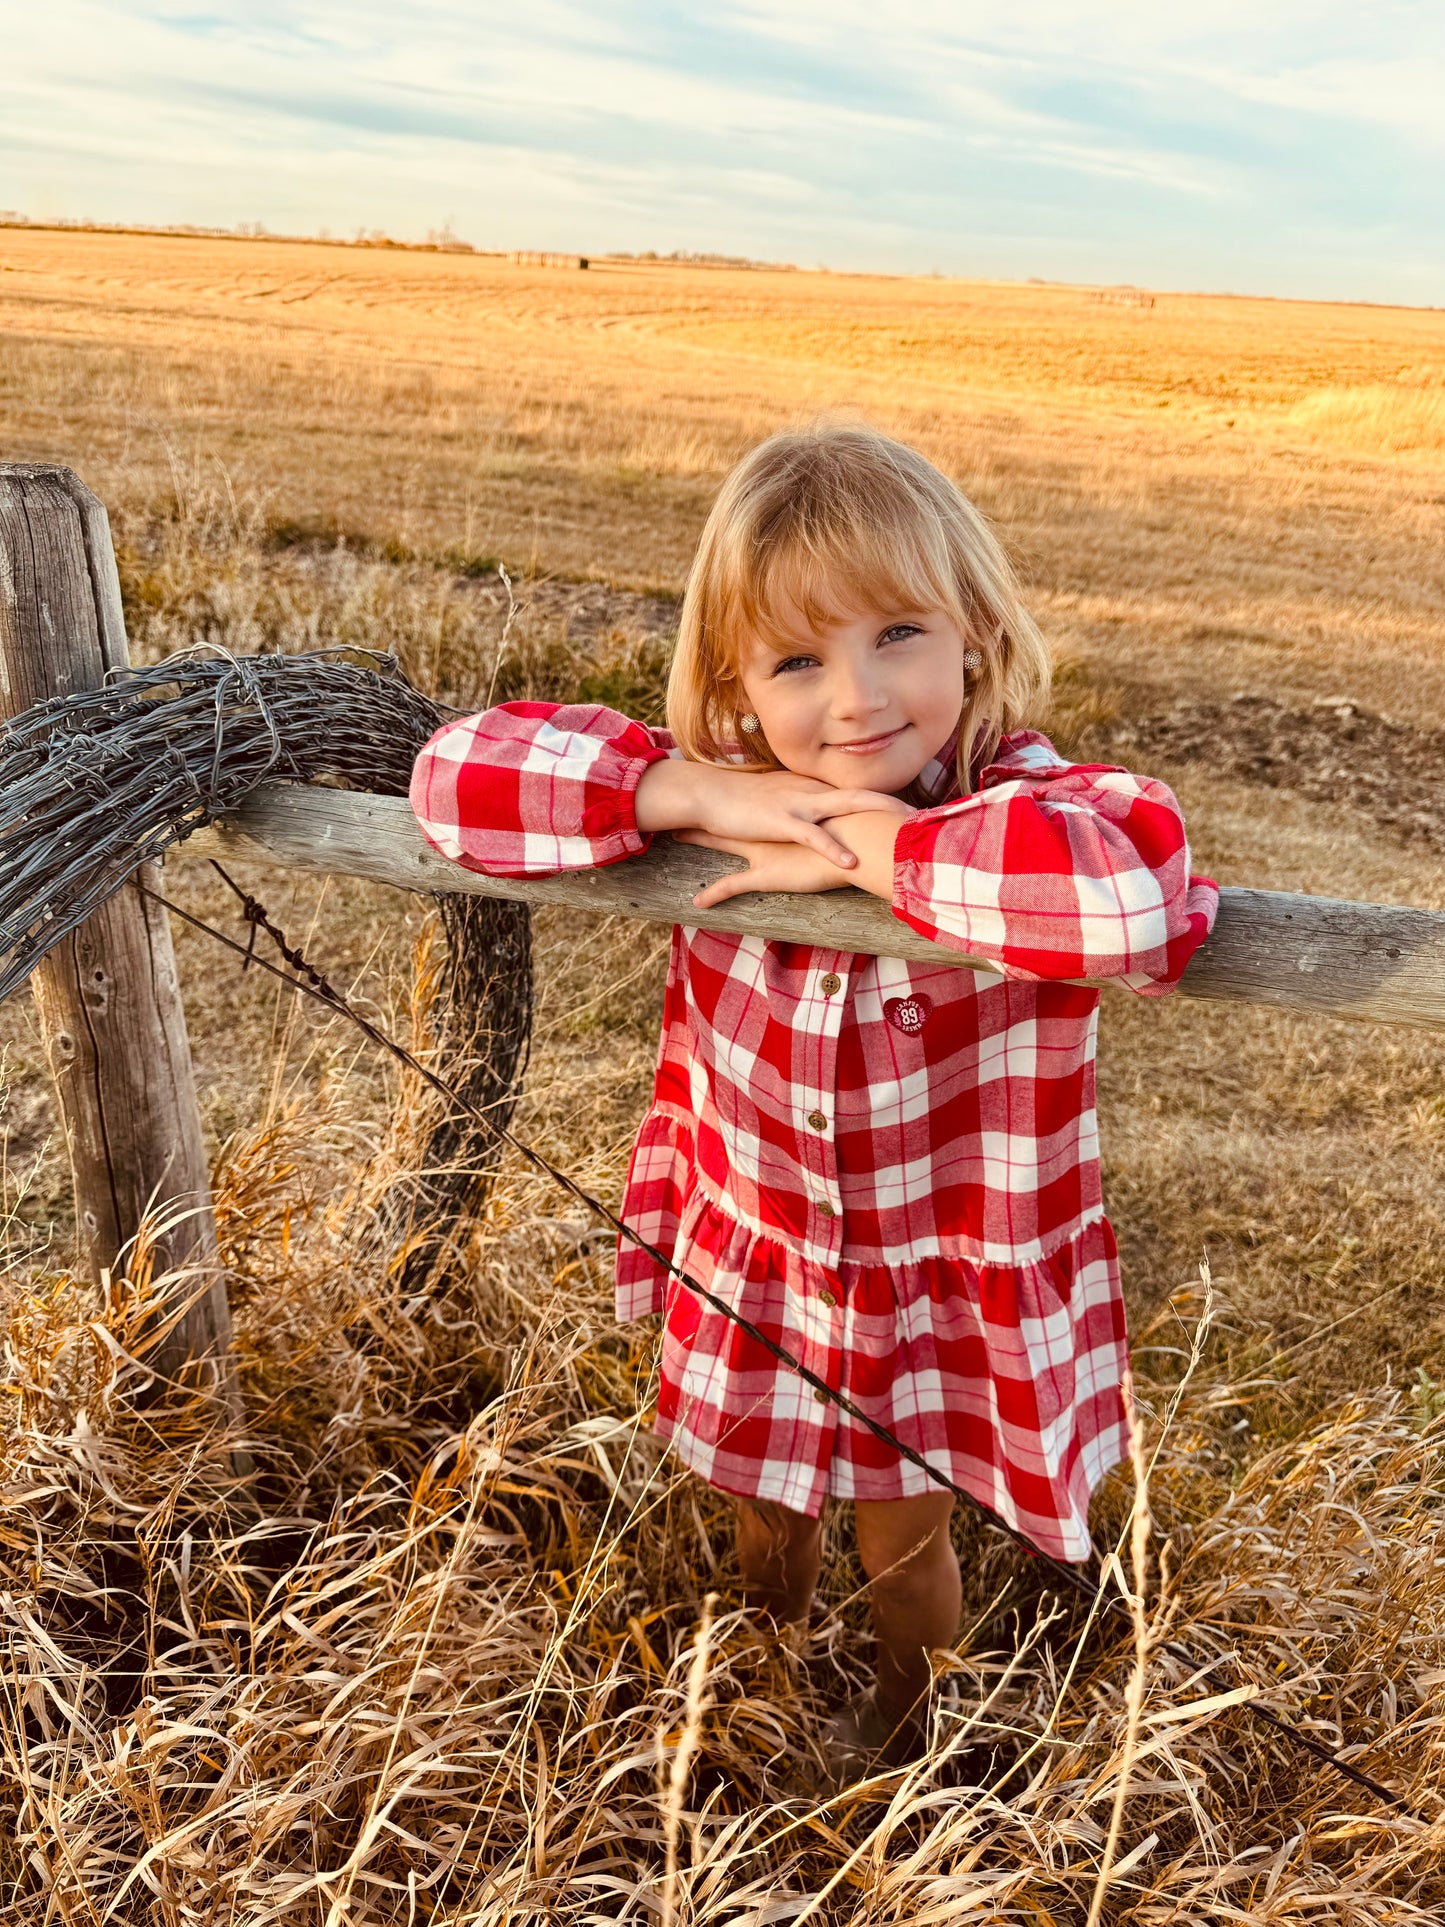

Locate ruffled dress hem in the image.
[650,1194,1128,1565]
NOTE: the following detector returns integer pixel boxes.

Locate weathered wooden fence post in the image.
[0,464,242,1420]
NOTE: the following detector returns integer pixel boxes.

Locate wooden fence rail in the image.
[6,457,1445,1431]
[190,781,1445,1034]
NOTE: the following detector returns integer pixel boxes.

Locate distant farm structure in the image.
[510,250,589,269]
[1090,285,1158,308]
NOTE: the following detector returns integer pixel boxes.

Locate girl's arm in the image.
[878,738,1218,993]
[409,702,672,878]
[682,806,907,906]
[409,701,899,879]
[687,739,1217,994]
[638,759,900,866]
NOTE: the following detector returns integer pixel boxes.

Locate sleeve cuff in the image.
[592,746,673,860]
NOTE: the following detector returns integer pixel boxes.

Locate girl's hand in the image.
[678,803,913,909]
[636,761,903,869]
[676,828,861,908]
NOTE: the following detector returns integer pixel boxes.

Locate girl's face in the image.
[736,600,969,797]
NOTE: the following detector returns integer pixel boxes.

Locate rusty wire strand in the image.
[0,645,533,1272]
[0,645,1416,1815]
[147,872,1415,1820]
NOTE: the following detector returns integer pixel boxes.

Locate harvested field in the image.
[3,226,1445,1921]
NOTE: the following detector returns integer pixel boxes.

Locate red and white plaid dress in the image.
[410,703,1218,1560]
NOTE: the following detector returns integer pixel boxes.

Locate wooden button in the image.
[806,1110,828,1132]
[817,1200,837,1218]
[820,972,842,996]
[812,1387,829,1403]
[818,1289,838,1309]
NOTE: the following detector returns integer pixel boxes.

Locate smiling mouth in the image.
[827,726,906,753]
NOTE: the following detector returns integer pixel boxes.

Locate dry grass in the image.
[6,1095,1445,1922]
[1287,384,1445,459]
[3,229,1445,1918]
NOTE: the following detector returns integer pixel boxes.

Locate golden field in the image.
[4,225,1445,1921]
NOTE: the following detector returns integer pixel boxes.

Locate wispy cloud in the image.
[4,1,1442,301]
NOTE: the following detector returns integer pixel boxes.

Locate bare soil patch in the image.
[1095,690,1445,858]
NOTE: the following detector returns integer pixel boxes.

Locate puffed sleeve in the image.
[408,701,674,878]
[892,732,1219,994]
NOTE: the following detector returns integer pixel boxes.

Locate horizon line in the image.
[3,212,1442,319]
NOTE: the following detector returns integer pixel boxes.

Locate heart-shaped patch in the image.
[884,994,933,1036]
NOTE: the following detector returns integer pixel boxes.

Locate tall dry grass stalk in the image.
[6,1023,1445,1922]
[4,229,1445,1919]
[658,1590,719,1927]
[1085,1371,1162,1927]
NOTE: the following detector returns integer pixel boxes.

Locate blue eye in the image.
[772,654,818,676]
[880,623,921,644]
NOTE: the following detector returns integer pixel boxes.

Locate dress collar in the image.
[914,727,965,807]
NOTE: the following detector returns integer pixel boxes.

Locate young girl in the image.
[409,426,1218,1767]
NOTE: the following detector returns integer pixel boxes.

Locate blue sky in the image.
[4,1,1443,302]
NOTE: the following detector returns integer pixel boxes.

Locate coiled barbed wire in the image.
[0,647,533,1261]
[1,648,435,990]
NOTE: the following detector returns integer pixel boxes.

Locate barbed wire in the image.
[148,870,1415,1820]
[0,646,444,999]
[0,645,1416,1812]
[0,645,533,1268]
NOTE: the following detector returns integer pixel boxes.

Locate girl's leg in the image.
[854,1494,960,1727]
[732,1495,824,1625]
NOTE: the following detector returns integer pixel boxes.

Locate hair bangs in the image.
[742,510,960,658]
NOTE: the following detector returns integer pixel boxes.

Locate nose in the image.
[829,657,888,722]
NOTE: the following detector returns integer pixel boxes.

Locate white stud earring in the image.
[962,647,984,675]
[739,712,762,733]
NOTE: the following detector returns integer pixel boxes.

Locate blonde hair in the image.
[667,424,1051,791]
